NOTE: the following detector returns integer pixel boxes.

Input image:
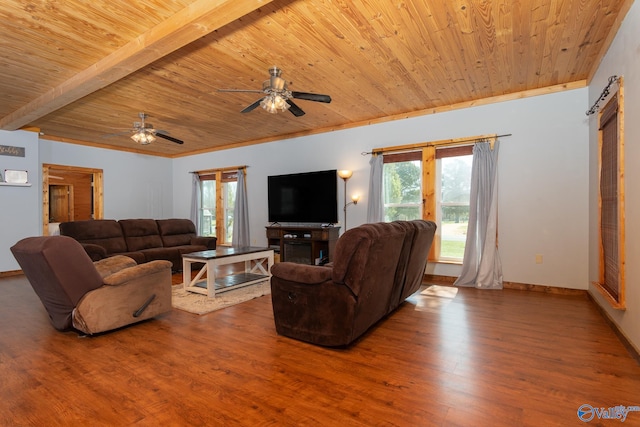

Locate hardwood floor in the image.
[1,274,639,426]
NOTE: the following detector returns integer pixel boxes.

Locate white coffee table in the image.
[182,246,274,298]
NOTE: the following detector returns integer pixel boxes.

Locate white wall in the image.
[173,87,590,289]
[39,140,174,219]
[2,91,590,292]
[0,136,173,271]
[0,130,40,271]
[588,2,640,353]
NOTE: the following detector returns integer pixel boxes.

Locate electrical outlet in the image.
[535,254,543,264]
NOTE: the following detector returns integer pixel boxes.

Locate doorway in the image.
[42,164,104,235]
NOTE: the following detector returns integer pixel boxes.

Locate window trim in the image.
[593,78,625,310]
[423,145,473,262]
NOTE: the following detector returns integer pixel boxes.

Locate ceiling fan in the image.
[218,66,332,117]
[107,112,184,145]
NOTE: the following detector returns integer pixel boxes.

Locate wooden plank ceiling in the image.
[0,0,630,157]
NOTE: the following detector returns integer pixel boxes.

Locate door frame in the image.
[42,164,104,235]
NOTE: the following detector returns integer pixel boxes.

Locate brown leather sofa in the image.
[59,218,216,270]
[270,220,436,347]
[11,235,172,334]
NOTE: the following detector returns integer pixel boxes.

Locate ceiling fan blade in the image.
[291,91,332,103]
[286,99,306,117]
[241,98,264,113]
[155,132,184,145]
[218,89,264,94]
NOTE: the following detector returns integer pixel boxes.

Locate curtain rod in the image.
[586,75,619,116]
[362,133,512,156]
[190,165,247,174]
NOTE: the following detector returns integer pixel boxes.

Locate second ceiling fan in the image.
[126,112,183,145]
[218,66,332,117]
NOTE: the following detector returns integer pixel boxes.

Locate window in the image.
[436,147,473,260]
[382,145,473,262]
[595,86,625,309]
[383,152,422,221]
[198,170,238,245]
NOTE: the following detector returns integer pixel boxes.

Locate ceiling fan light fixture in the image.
[219,67,330,117]
[131,130,156,145]
[260,93,290,114]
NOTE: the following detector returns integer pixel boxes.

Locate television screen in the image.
[268,169,338,224]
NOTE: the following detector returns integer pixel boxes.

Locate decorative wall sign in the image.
[0,145,25,157]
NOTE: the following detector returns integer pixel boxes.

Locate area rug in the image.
[171,282,271,315]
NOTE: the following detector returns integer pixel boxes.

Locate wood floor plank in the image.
[1,275,639,426]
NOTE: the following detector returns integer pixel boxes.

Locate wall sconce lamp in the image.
[347,194,360,208]
[338,170,360,231]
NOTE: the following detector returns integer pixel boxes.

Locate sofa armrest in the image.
[93,255,137,278]
[191,236,217,249]
[102,260,172,286]
[271,262,333,285]
[81,243,107,261]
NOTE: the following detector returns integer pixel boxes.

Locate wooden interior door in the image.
[49,184,73,223]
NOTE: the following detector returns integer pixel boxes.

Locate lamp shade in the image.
[338,170,353,180]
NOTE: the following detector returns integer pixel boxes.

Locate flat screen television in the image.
[268,169,338,224]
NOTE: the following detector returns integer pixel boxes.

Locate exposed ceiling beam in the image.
[0,0,275,130]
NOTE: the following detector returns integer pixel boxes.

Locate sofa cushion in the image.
[140,247,182,264]
[115,251,146,265]
[156,218,197,247]
[173,244,209,255]
[93,255,137,278]
[331,222,407,297]
[119,219,163,251]
[387,221,417,312]
[398,220,437,301]
[330,222,408,340]
[270,274,357,346]
[59,219,128,255]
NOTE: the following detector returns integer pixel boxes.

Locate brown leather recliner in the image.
[270,220,436,347]
[11,235,172,335]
